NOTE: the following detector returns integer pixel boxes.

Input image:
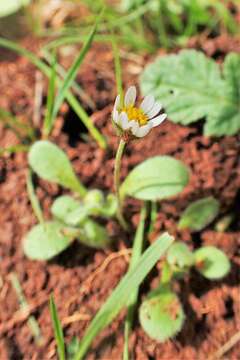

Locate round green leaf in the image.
[28,141,86,196]
[167,242,194,269]
[23,221,72,260]
[194,246,231,279]
[178,197,220,232]
[120,156,189,201]
[139,288,185,342]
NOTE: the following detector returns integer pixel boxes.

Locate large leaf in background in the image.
[205,53,240,136]
[0,0,30,18]
[140,50,240,136]
[29,141,86,196]
[120,156,189,201]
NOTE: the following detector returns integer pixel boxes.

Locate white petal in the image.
[113,94,120,112]
[135,123,152,138]
[147,102,162,119]
[140,95,154,113]
[119,112,129,130]
[112,109,119,123]
[124,86,137,106]
[128,120,139,135]
[149,113,167,127]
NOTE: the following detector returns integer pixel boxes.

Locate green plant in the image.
[178,196,220,231]
[139,241,231,341]
[0,34,107,149]
[141,50,240,136]
[23,140,116,260]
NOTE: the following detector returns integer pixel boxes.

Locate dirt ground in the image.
[0,34,239,359]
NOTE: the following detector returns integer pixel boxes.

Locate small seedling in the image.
[139,241,231,342]
[23,140,116,260]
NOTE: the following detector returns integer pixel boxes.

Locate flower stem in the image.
[114,138,128,230]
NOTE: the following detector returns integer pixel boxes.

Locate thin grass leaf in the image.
[74,232,174,360]
[44,33,155,53]
[110,29,123,106]
[49,295,65,360]
[43,51,57,137]
[26,170,44,224]
[123,203,147,360]
[48,8,105,135]
[0,37,107,149]
[43,49,95,110]
[0,107,35,141]
[10,272,43,346]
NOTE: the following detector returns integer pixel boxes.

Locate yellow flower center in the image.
[122,106,148,126]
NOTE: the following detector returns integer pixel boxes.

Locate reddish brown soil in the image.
[0,35,240,360]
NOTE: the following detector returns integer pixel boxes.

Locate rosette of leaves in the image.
[23,141,117,260]
[140,50,240,136]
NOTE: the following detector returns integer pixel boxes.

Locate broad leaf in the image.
[28,141,86,196]
[23,221,73,260]
[205,53,240,136]
[140,50,240,136]
[120,156,189,201]
[139,287,185,342]
[178,196,219,231]
[194,246,230,279]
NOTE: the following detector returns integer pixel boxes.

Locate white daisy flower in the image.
[112,86,167,139]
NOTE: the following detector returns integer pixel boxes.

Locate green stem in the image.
[114,139,128,230]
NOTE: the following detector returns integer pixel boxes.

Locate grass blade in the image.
[110,30,123,105]
[0,107,35,141]
[26,170,44,224]
[43,52,57,137]
[74,232,174,360]
[0,38,107,149]
[123,203,147,360]
[43,49,95,110]
[49,295,65,360]
[49,8,105,135]
[10,272,43,346]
